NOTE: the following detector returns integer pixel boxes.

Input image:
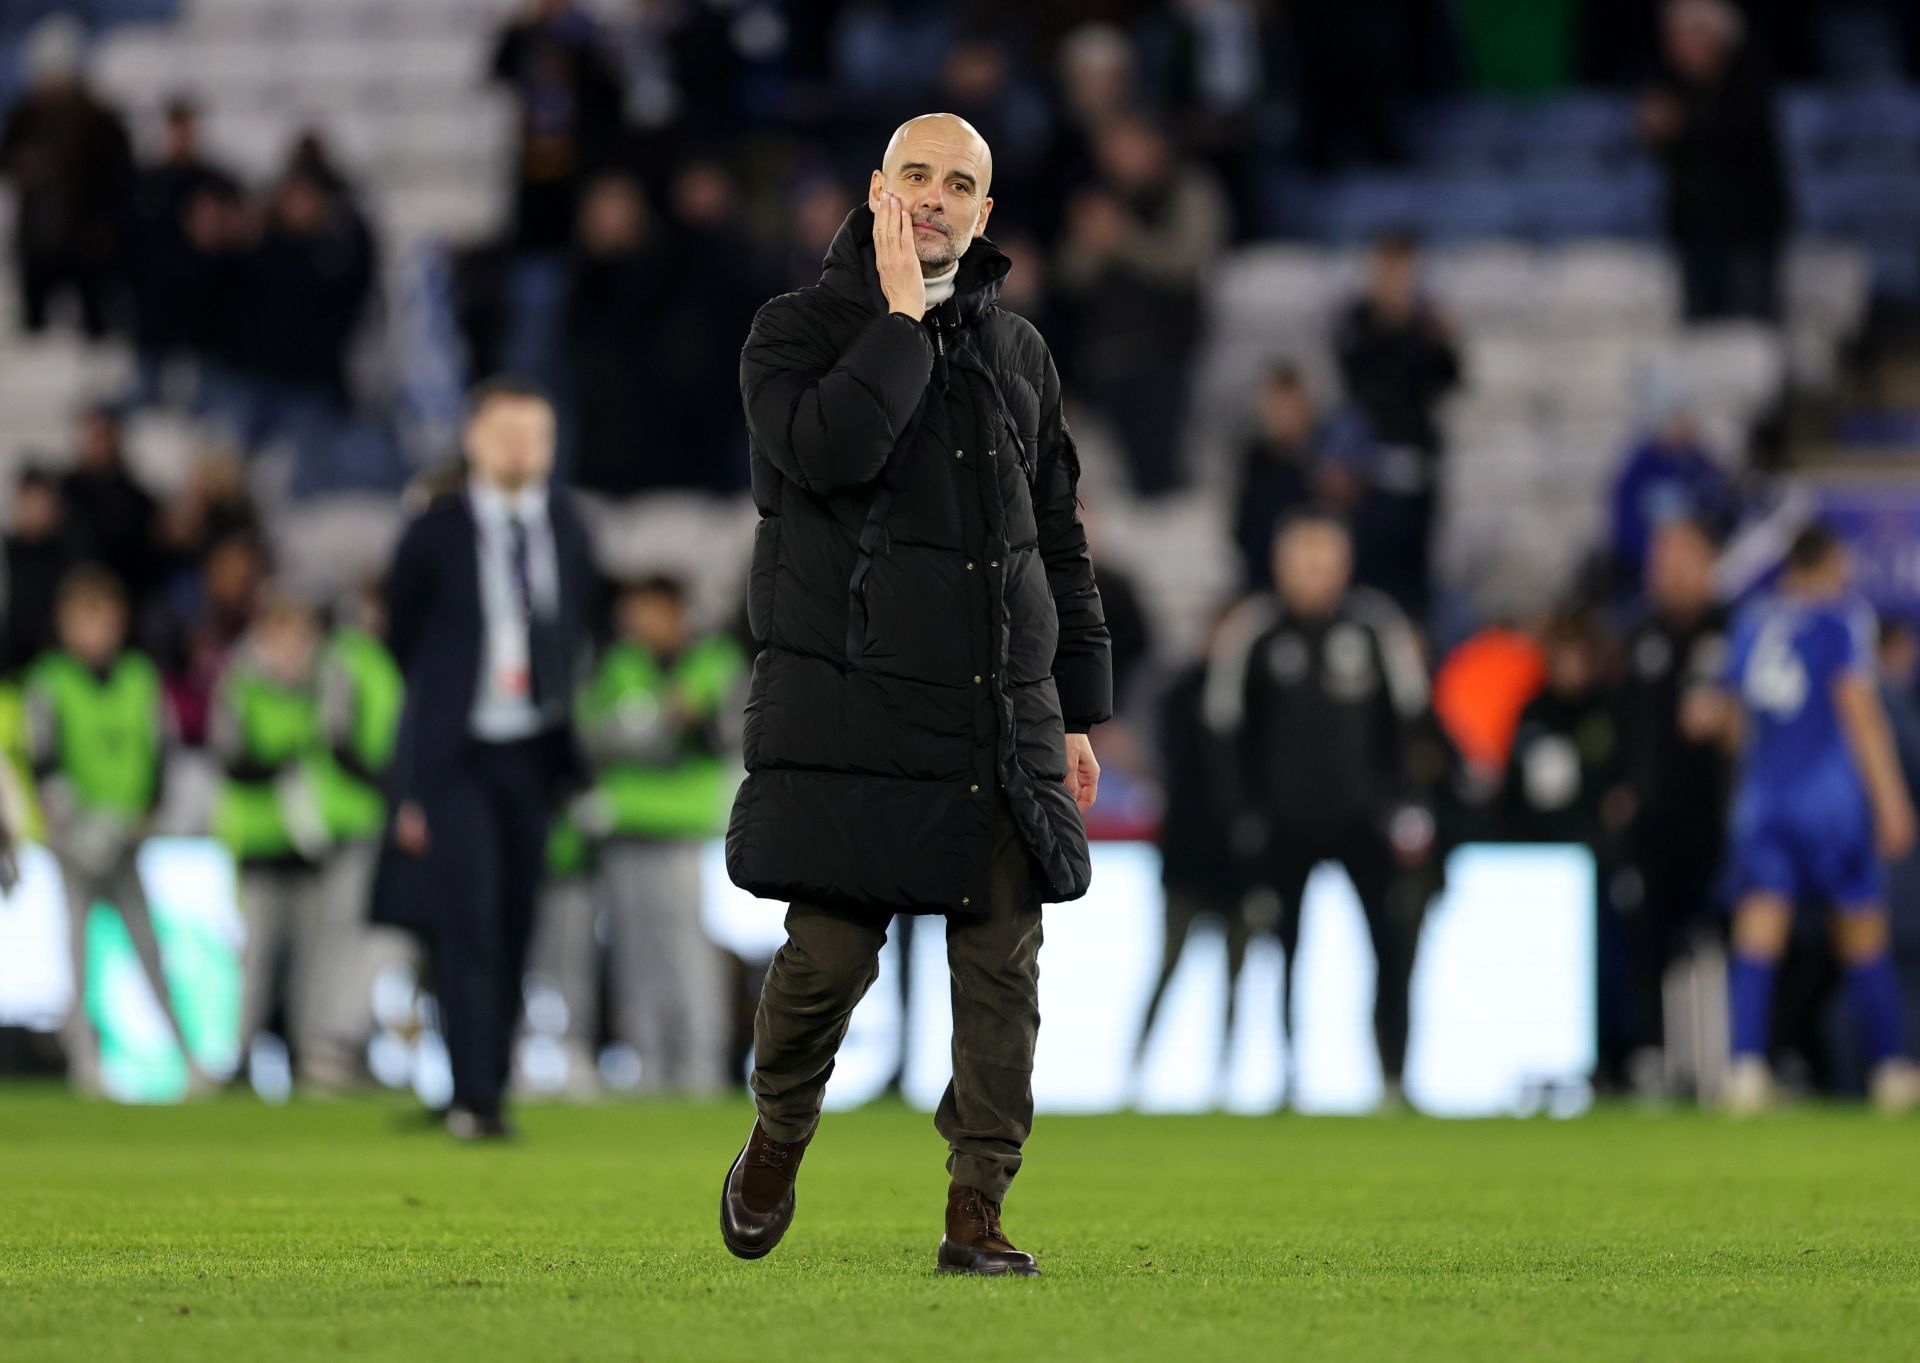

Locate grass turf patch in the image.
[4,1088,1919,1361]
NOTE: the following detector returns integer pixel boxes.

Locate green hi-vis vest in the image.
[548,816,591,880]
[317,627,403,842]
[213,665,326,862]
[0,683,45,844]
[26,651,162,818]
[581,636,745,840]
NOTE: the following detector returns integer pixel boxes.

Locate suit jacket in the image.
[370,484,597,932]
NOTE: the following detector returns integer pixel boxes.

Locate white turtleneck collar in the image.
[921,261,960,308]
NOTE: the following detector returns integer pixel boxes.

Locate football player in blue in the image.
[1690,525,1919,1113]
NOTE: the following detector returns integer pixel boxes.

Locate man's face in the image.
[466,397,556,492]
[13,483,59,539]
[869,118,994,273]
[77,413,119,473]
[1665,13,1729,82]
[258,613,319,683]
[1274,522,1352,617]
[59,597,124,664]
[1368,247,1419,317]
[1647,523,1715,614]
[620,590,687,655]
[1259,380,1313,444]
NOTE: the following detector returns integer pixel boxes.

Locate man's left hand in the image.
[1064,733,1100,813]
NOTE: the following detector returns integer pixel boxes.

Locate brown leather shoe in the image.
[719,1120,811,1260]
[936,1182,1040,1278]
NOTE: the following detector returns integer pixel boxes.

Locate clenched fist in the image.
[870,191,925,321]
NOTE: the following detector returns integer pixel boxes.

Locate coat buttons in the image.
[989,560,998,568]
[965,561,974,571]
[972,674,982,684]
[961,897,971,906]
[969,783,979,793]
[954,449,964,459]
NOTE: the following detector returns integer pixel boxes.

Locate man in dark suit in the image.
[374,378,597,1139]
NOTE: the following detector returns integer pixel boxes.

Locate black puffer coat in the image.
[727,209,1112,914]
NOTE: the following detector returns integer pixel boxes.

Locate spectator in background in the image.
[1641,0,1791,321]
[654,160,765,493]
[1044,23,1138,232]
[565,172,669,496]
[125,97,238,406]
[992,232,1063,347]
[151,528,268,746]
[61,406,155,602]
[150,449,262,605]
[1334,230,1460,622]
[1292,0,1446,171]
[1056,112,1229,494]
[3,466,81,675]
[572,575,744,1095]
[245,162,378,475]
[0,16,132,337]
[214,590,340,1089]
[1609,369,1733,595]
[1617,518,1730,1095]
[782,177,856,292]
[490,0,627,251]
[1149,0,1287,236]
[1232,363,1373,593]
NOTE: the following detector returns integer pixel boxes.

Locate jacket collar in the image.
[819,207,1009,325]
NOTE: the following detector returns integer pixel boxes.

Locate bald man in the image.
[720,114,1112,1276]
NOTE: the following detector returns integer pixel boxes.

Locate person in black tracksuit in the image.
[1614,519,1731,1086]
[1205,511,1432,1104]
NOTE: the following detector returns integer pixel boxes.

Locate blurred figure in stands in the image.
[1232,362,1373,594]
[0,15,131,337]
[27,566,204,1095]
[1334,230,1459,623]
[1615,519,1731,1096]
[3,466,81,676]
[151,527,267,747]
[1132,604,1251,1094]
[565,172,668,496]
[782,177,857,292]
[1610,369,1734,596]
[125,97,238,406]
[573,575,744,1095]
[216,590,343,1088]
[1205,512,1432,1109]
[1641,0,1791,321]
[244,161,378,484]
[655,160,766,493]
[1056,112,1228,495]
[490,0,626,251]
[61,406,155,604]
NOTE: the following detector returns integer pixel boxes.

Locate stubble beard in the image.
[913,218,959,275]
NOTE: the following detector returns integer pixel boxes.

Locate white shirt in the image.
[468,479,563,742]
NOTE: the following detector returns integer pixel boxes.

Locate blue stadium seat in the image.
[1405,99,1517,171]
[1419,176,1527,242]
[1511,93,1640,174]
[1316,174,1425,245]
[1520,169,1660,241]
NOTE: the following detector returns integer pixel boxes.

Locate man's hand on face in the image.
[1064,732,1100,813]
[871,191,926,322]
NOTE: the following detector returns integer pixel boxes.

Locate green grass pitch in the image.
[5,1088,1920,1361]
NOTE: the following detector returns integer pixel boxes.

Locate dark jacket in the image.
[1204,588,1428,845]
[727,209,1112,914]
[371,486,596,930]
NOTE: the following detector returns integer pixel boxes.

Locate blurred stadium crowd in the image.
[2,0,1920,1106]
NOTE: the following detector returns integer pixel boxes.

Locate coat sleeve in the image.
[739,296,934,495]
[1033,348,1112,732]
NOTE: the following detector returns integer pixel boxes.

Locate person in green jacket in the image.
[26,564,206,1095]
[573,575,744,1095]
[313,579,414,1083]
[213,588,341,1088]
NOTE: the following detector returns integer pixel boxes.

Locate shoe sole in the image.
[718,1146,784,1261]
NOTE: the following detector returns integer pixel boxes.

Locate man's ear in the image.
[867,169,885,210]
[975,197,994,239]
